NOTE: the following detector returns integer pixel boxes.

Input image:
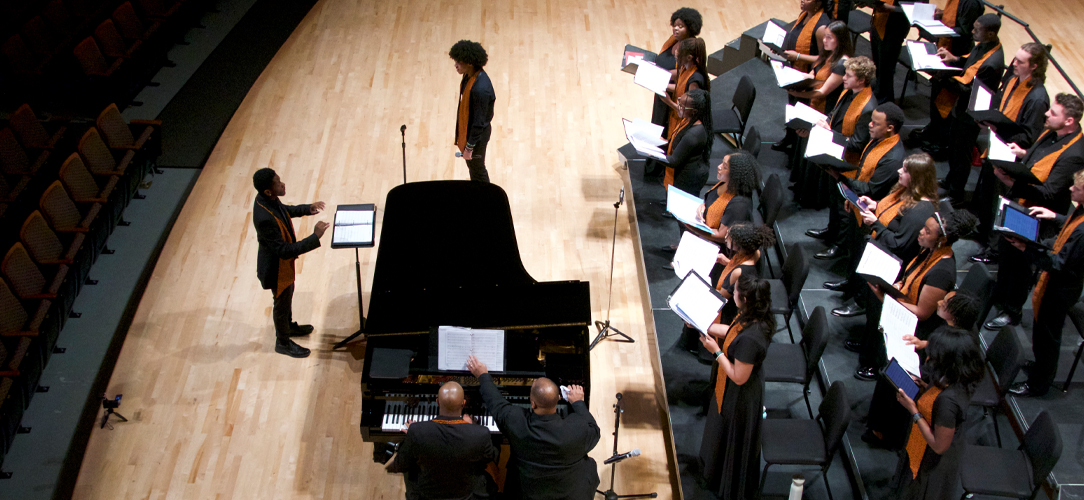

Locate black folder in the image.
[621,44,657,74]
[990,160,1042,185]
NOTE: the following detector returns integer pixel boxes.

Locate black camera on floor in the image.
[103,395,121,409]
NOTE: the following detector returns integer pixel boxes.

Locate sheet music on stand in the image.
[901,2,956,36]
[437,326,505,372]
[881,296,921,376]
[331,204,376,248]
[856,241,905,299]
[633,60,673,96]
[667,271,726,335]
[673,231,720,280]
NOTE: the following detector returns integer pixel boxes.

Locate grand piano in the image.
[359,181,592,445]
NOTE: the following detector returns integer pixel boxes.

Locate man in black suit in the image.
[251,168,328,358]
[451,40,496,183]
[467,355,601,500]
[386,381,499,499]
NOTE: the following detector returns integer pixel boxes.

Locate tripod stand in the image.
[590,189,634,350]
[100,406,127,430]
[597,393,656,499]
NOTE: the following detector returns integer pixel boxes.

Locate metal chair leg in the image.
[803,387,814,419]
[823,465,835,500]
[757,463,771,499]
[1063,341,1084,392]
[993,411,1002,448]
[786,311,795,343]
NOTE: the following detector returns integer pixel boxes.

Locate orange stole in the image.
[998,77,1031,122]
[936,0,959,48]
[669,64,698,133]
[905,386,944,478]
[660,35,678,54]
[663,118,691,188]
[1020,130,1084,205]
[256,201,297,296]
[870,190,907,238]
[1031,210,1084,315]
[705,182,735,229]
[810,60,835,112]
[716,251,756,292]
[872,0,897,40]
[836,87,874,165]
[714,319,746,412]
[793,10,824,72]
[899,247,953,305]
[845,134,900,181]
[455,73,479,152]
[934,43,1001,118]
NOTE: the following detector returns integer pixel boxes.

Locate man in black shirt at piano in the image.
[467,355,601,500]
[386,381,499,499]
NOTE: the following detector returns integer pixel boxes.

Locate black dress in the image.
[667,123,710,195]
[682,263,758,358]
[699,322,770,499]
[891,384,971,500]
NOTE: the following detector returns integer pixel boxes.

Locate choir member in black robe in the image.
[773,0,831,152]
[386,382,499,500]
[1007,170,1084,396]
[918,0,984,57]
[697,276,774,500]
[868,0,911,103]
[645,8,702,177]
[451,40,496,183]
[467,357,601,500]
[663,89,712,196]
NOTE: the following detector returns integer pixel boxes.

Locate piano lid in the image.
[364,181,591,335]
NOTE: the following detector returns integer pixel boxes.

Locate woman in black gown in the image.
[697,276,774,499]
[891,326,985,500]
[646,7,702,177]
[663,88,712,196]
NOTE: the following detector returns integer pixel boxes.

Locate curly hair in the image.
[891,153,938,211]
[449,40,488,68]
[736,275,776,338]
[682,88,713,163]
[933,209,978,245]
[253,167,276,192]
[1019,42,1048,85]
[727,222,776,254]
[944,291,982,331]
[925,326,986,392]
[677,37,711,91]
[670,7,703,37]
[844,56,876,86]
[724,152,761,198]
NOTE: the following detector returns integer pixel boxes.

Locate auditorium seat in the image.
[43,0,79,36]
[0,127,51,176]
[136,0,182,20]
[0,278,50,339]
[20,210,88,274]
[96,103,158,156]
[2,243,67,303]
[0,173,30,204]
[112,1,161,42]
[9,104,66,150]
[61,152,119,205]
[39,180,102,235]
[94,19,143,59]
[2,35,47,76]
[0,337,33,377]
[79,127,132,177]
[20,16,62,57]
[73,36,124,77]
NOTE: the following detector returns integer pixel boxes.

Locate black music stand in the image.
[591,189,634,350]
[331,204,376,349]
[597,393,656,499]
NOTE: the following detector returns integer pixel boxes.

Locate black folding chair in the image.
[969,326,1024,447]
[768,243,809,343]
[959,410,1062,500]
[713,75,755,148]
[764,306,829,417]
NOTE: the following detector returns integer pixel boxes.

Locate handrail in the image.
[981,1,1084,101]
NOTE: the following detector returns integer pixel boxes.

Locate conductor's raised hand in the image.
[566,385,585,403]
[310,201,326,214]
[466,355,488,377]
[314,221,330,238]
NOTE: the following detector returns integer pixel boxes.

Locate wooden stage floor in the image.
[71,0,1084,498]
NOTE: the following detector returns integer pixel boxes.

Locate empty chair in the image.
[759,380,851,500]
[763,306,829,418]
[2,243,67,302]
[758,174,784,274]
[113,2,161,41]
[40,180,102,234]
[61,152,119,204]
[741,125,762,159]
[969,326,1024,448]
[0,279,50,338]
[958,263,995,330]
[95,19,142,59]
[768,243,809,343]
[959,410,1062,500]
[9,104,66,150]
[96,103,159,155]
[0,337,33,376]
[1062,301,1084,391]
[80,127,133,176]
[0,127,50,176]
[847,10,872,47]
[1,173,30,203]
[73,36,124,77]
[713,74,756,148]
[21,210,91,285]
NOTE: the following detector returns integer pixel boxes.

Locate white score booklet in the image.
[881,296,921,376]
[667,271,726,335]
[673,231,720,280]
[633,60,673,96]
[437,326,505,372]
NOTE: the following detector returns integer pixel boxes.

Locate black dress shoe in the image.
[983,313,1019,331]
[824,279,851,291]
[288,323,314,336]
[1008,382,1046,397]
[854,366,878,381]
[662,264,674,271]
[969,251,997,264]
[806,227,833,239]
[275,338,311,358]
[844,340,863,353]
[910,126,929,141]
[860,429,887,447]
[815,246,843,260]
[833,303,867,317]
[771,140,794,152]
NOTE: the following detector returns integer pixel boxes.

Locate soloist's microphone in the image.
[603,448,640,465]
[400,124,407,135]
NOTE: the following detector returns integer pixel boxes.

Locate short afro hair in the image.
[253,168,276,193]
[876,102,906,134]
[670,8,703,37]
[976,13,1001,34]
[449,40,488,69]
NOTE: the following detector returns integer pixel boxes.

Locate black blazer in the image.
[386,417,499,500]
[252,193,320,293]
[462,70,496,147]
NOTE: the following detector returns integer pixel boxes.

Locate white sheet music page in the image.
[666,185,715,233]
[805,125,845,159]
[786,102,828,127]
[972,85,993,111]
[988,130,1016,162]
[667,273,725,335]
[673,231,720,280]
[332,224,373,245]
[633,60,673,96]
[856,242,902,285]
[907,41,957,71]
[881,297,921,376]
[770,60,812,88]
[623,118,667,146]
[762,21,787,48]
[335,210,374,225]
[438,326,505,372]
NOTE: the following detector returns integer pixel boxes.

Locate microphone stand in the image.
[597,393,656,500]
[591,189,634,350]
[400,125,407,184]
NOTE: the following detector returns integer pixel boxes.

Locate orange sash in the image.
[845,134,900,182]
[669,64,697,133]
[455,73,479,152]
[905,386,944,478]
[1032,210,1084,315]
[705,182,735,229]
[870,190,907,238]
[716,251,756,292]
[872,0,897,40]
[810,60,836,112]
[834,86,874,165]
[936,0,959,49]
[934,43,1001,118]
[256,201,297,296]
[660,35,678,54]
[1020,130,1084,205]
[899,247,953,305]
[714,318,746,411]
[793,10,824,72]
[998,76,1031,122]
[663,118,692,188]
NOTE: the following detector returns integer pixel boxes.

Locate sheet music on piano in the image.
[438,326,505,372]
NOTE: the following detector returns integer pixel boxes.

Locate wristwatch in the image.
[712,350,723,359]
[912,412,923,423]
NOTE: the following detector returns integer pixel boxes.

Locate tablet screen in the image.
[1002,205,1039,241]
[886,358,920,400]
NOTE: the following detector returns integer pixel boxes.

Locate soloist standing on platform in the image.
[451,40,496,183]
[251,168,327,359]
[386,381,499,499]
[466,355,601,500]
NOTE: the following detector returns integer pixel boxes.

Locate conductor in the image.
[385,381,499,499]
[467,355,601,500]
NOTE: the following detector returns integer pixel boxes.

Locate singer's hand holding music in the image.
[896,389,919,414]
[309,201,325,214]
[1008,142,1026,158]
[699,334,721,354]
[902,334,928,350]
[1029,206,1056,220]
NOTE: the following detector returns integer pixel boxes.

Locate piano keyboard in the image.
[380,395,500,433]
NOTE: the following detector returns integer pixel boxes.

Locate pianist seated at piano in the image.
[467,355,601,500]
[385,381,500,500]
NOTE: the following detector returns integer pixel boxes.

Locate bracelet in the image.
[912,412,923,423]
[712,350,723,359]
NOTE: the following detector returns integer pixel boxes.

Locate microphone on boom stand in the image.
[400,125,407,184]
